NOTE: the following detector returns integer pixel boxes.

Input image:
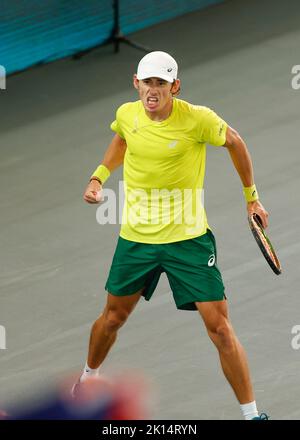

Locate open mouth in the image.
[146,97,159,107]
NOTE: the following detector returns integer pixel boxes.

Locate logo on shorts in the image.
[208,254,215,267]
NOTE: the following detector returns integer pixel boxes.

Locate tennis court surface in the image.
[1,0,300,419]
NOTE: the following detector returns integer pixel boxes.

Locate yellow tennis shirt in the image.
[110,98,227,244]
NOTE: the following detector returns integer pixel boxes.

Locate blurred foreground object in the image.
[0,371,155,420]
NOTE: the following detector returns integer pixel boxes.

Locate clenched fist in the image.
[83,179,103,204]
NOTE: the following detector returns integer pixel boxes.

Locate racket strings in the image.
[251,217,281,272]
[254,225,277,263]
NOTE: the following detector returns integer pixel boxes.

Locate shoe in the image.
[70,374,111,399]
[252,413,269,420]
[70,376,82,399]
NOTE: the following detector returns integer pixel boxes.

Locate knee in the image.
[102,309,129,334]
[207,321,236,353]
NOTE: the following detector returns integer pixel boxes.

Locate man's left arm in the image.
[223,126,269,228]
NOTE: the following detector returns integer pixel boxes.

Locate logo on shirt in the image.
[167,68,173,72]
[132,116,139,133]
[168,140,178,148]
[218,123,224,137]
[208,254,215,267]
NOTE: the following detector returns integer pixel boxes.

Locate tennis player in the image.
[75,51,269,420]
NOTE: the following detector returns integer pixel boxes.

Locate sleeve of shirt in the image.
[110,106,125,139]
[198,107,228,146]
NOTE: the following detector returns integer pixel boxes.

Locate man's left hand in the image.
[247,200,269,229]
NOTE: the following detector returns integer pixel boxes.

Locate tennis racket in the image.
[248,213,282,275]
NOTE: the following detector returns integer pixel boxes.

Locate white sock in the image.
[79,361,100,383]
[240,401,259,420]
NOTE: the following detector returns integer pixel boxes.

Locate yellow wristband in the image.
[91,164,110,184]
[243,184,259,202]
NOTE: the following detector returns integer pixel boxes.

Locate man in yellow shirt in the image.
[75,52,269,420]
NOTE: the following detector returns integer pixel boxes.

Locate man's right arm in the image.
[83,134,127,204]
[100,133,127,173]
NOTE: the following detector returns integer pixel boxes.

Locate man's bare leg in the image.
[87,289,143,369]
[71,289,143,397]
[195,299,254,404]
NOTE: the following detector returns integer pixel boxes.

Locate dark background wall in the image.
[0,0,224,74]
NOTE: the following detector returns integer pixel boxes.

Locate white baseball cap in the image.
[136,51,178,83]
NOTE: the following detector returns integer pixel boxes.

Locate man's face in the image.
[133,75,179,113]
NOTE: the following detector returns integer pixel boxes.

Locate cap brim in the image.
[136,72,175,83]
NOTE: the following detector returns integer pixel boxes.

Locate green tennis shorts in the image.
[105,229,226,311]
